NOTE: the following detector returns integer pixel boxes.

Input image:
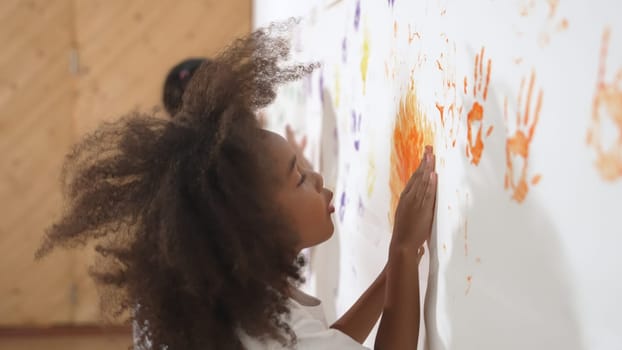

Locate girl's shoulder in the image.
[240,288,369,350]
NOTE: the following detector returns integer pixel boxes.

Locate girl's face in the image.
[263,131,335,251]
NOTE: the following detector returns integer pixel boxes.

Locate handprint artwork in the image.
[504,70,543,203]
[465,47,494,165]
[435,44,461,149]
[389,88,434,222]
[587,27,622,181]
[518,0,569,47]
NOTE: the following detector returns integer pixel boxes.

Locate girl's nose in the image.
[310,170,324,191]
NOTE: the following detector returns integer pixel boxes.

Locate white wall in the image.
[254,0,622,349]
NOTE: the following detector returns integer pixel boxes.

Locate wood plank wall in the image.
[0,1,250,348]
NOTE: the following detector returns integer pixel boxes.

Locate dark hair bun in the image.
[162,58,208,116]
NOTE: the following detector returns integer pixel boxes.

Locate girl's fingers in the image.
[414,161,432,202]
[422,171,437,208]
[404,156,426,193]
[285,125,294,141]
[405,146,433,194]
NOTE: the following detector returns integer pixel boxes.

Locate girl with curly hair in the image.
[35,21,437,350]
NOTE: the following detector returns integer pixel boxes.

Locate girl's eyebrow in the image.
[288,155,297,176]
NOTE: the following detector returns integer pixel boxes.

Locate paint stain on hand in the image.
[389,88,435,221]
[587,27,622,181]
[504,70,543,203]
[465,47,493,165]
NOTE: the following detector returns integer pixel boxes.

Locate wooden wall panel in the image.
[71,0,252,322]
[73,0,252,135]
[0,0,77,325]
[0,325,131,350]
[0,0,251,326]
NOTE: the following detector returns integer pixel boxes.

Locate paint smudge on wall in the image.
[540,0,569,46]
[354,0,361,30]
[361,27,370,94]
[504,69,543,203]
[339,191,347,222]
[408,25,421,44]
[435,42,461,149]
[388,0,395,7]
[385,50,398,80]
[358,196,365,216]
[465,47,493,165]
[587,27,622,181]
[465,275,473,295]
[367,153,376,197]
[518,0,569,47]
[342,37,348,63]
[352,110,362,151]
[389,88,435,220]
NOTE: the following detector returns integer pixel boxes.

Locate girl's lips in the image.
[326,190,334,214]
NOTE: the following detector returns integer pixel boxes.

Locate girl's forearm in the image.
[374,247,421,350]
[330,266,387,343]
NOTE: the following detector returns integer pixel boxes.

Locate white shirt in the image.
[240,288,370,349]
[134,288,368,349]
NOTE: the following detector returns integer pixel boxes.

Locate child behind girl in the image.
[36,21,437,349]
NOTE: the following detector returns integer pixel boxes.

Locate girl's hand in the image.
[391,146,437,251]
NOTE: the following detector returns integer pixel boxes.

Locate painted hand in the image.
[391,146,437,251]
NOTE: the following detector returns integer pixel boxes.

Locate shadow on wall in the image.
[426,54,586,350]
[307,88,341,324]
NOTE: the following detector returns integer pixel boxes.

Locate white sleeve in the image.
[286,315,371,350]
[240,303,371,350]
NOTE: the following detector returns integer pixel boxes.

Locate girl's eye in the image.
[297,173,307,187]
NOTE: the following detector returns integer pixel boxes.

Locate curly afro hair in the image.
[36,20,317,349]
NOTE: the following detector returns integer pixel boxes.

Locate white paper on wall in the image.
[254,1,622,349]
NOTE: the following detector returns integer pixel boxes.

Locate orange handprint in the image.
[504,70,543,203]
[435,43,461,148]
[464,47,493,165]
[518,0,568,47]
[587,28,622,181]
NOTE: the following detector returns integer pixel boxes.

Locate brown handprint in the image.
[504,70,543,203]
[587,27,622,181]
[465,47,493,165]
